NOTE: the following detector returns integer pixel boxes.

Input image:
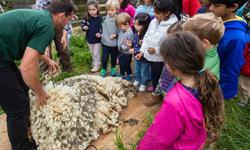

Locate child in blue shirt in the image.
[209,0,248,99]
[135,0,155,18]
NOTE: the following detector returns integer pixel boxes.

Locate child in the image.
[100,0,120,77]
[118,0,136,27]
[137,32,224,149]
[155,13,224,97]
[238,43,250,107]
[236,1,250,106]
[154,21,184,97]
[183,13,225,79]
[237,0,250,34]
[135,0,155,18]
[209,0,248,99]
[81,0,102,73]
[130,12,151,91]
[116,12,134,80]
[197,0,210,13]
[137,0,182,94]
[182,0,201,17]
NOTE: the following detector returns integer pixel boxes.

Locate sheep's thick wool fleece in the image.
[30,75,136,150]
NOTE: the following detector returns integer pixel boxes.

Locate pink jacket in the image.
[118,4,135,27]
[137,82,206,150]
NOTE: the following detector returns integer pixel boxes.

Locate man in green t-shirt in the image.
[0,1,76,149]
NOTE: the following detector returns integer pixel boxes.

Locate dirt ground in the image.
[0,114,11,150]
[0,93,161,150]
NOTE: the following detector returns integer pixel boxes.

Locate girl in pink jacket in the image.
[118,0,136,27]
[137,32,224,150]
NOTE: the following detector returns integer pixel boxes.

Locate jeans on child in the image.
[119,53,132,76]
[134,59,150,86]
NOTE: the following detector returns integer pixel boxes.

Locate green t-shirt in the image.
[0,9,54,68]
[204,47,220,79]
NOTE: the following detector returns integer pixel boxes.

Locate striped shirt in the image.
[118,28,134,54]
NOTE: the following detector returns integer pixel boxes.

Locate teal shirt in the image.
[204,47,220,79]
[0,9,54,68]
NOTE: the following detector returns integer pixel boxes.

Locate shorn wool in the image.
[30,75,136,150]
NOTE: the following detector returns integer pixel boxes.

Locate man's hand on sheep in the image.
[47,59,59,73]
[41,56,59,74]
[36,90,50,106]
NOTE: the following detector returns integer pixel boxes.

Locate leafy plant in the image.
[51,35,92,82]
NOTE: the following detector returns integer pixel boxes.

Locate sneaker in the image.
[110,67,117,77]
[100,69,107,77]
[91,66,99,73]
[124,75,132,81]
[152,91,161,96]
[139,85,146,92]
[147,86,154,92]
[133,81,140,87]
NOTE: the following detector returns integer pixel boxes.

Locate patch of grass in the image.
[114,130,129,150]
[51,35,92,82]
[213,99,250,150]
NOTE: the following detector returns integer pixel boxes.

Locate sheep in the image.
[30,75,136,150]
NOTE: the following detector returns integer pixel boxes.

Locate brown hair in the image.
[160,31,224,144]
[48,0,77,17]
[182,13,225,45]
[86,0,100,20]
[116,12,131,26]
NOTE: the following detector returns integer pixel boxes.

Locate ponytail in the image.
[194,70,224,143]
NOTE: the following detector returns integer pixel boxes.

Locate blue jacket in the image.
[218,18,247,99]
[135,5,154,19]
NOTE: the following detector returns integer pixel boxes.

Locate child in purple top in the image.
[127,12,151,91]
[154,21,185,96]
[138,32,224,149]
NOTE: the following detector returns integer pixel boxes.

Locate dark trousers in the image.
[54,29,73,71]
[119,53,132,76]
[150,61,164,91]
[101,44,118,69]
[0,64,36,150]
